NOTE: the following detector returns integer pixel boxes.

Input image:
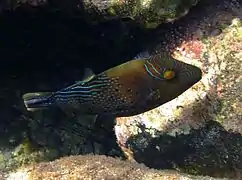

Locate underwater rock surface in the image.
[80,0,199,28]
[115,0,242,178]
[0,0,199,28]
[5,154,230,180]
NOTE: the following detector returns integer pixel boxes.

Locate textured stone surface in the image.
[5,155,231,180]
[0,0,199,28]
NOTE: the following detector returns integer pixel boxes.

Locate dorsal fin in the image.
[59,68,96,92]
[74,68,96,84]
[82,68,95,81]
[133,51,150,60]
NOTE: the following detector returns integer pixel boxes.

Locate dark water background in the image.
[0,8,148,91]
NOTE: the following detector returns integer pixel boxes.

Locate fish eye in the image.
[163,70,176,80]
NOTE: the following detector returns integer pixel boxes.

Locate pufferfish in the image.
[22,53,202,119]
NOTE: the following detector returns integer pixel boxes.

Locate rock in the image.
[5,154,228,180]
[81,0,199,28]
[0,0,199,28]
[115,0,242,179]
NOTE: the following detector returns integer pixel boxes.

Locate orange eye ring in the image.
[164,70,175,80]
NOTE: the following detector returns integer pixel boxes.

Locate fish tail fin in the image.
[22,92,54,111]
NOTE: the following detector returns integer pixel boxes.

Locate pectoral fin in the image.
[60,106,98,128]
[76,114,98,128]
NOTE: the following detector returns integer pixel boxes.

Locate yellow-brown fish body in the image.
[23,53,202,117]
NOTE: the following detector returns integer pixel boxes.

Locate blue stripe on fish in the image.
[60,78,108,91]
[144,64,163,80]
[70,83,106,90]
[54,94,93,102]
[57,89,100,94]
[137,52,171,81]
[55,93,93,97]
[54,91,98,100]
[62,79,109,91]
[52,78,109,101]
[146,60,162,76]
[59,86,104,94]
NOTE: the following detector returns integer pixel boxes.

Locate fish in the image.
[22,53,202,118]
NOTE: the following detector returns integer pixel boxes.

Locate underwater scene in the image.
[0,0,241,179]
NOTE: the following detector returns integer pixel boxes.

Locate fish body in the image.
[23,53,202,117]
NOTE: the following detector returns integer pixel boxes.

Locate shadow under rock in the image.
[126,90,242,179]
[27,108,121,156]
[128,120,242,178]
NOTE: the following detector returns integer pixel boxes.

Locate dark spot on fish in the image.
[103,109,109,113]
[127,88,132,93]
[71,112,77,118]
[88,107,93,113]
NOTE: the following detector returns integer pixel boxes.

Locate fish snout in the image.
[184,65,202,87]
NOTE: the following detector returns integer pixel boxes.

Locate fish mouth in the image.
[187,66,202,87]
[193,67,202,82]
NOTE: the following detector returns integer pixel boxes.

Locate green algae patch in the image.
[0,137,59,173]
[84,0,199,28]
